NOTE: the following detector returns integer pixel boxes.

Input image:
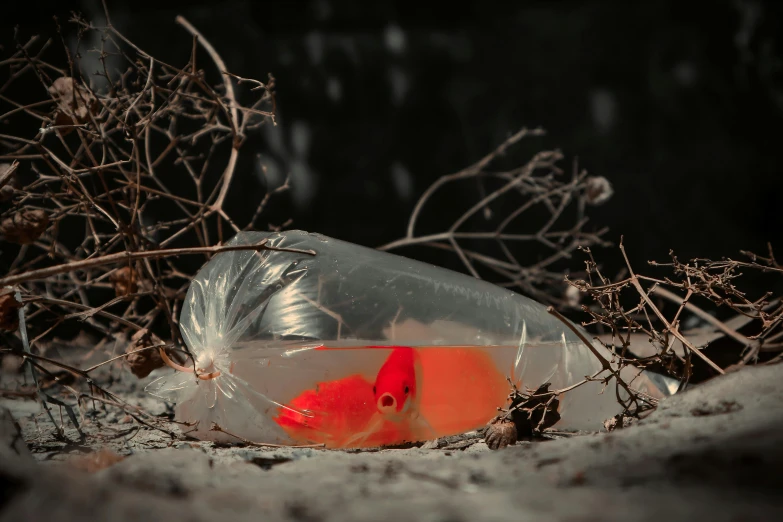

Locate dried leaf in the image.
[583,176,613,206]
[564,284,581,308]
[0,209,49,244]
[0,185,15,202]
[110,266,138,297]
[47,77,97,132]
[125,328,165,378]
[508,382,561,438]
[0,290,21,332]
[38,369,77,390]
[69,449,125,473]
[603,413,637,432]
[485,419,517,450]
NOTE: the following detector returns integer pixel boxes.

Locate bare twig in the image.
[209,423,325,449]
[380,128,612,306]
[0,7,285,442]
[0,242,314,287]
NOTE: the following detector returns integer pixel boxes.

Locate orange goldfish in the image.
[372,346,417,418]
[273,345,509,448]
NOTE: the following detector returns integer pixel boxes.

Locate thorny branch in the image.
[2,7,781,454]
[379,128,613,307]
[385,130,783,448]
[485,236,783,448]
[0,7,287,441]
[558,239,783,419]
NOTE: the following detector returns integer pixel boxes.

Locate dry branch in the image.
[380,128,613,307]
[0,7,286,442]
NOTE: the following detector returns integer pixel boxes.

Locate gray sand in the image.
[1,364,782,522]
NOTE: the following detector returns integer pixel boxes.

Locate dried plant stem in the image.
[619,241,724,375]
[651,286,756,350]
[210,423,325,449]
[380,127,611,307]
[0,4,286,442]
[401,126,546,240]
[15,292,65,437]
[0,242,315,287]
[174,15,239,211]
[546,306,641,406]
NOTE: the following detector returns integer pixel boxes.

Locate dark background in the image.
[4,0,783,296]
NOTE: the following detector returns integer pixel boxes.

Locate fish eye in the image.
[404,386,409,395]
[372,386,376,395]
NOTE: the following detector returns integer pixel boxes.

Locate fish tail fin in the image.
[412,411,439,440]
[340,414,386,448]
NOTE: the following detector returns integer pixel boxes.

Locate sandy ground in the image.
[1,363,782,522]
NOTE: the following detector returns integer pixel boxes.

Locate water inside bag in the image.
[146,230,674,448]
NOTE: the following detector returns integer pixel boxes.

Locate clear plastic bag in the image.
[147,230,674,447]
